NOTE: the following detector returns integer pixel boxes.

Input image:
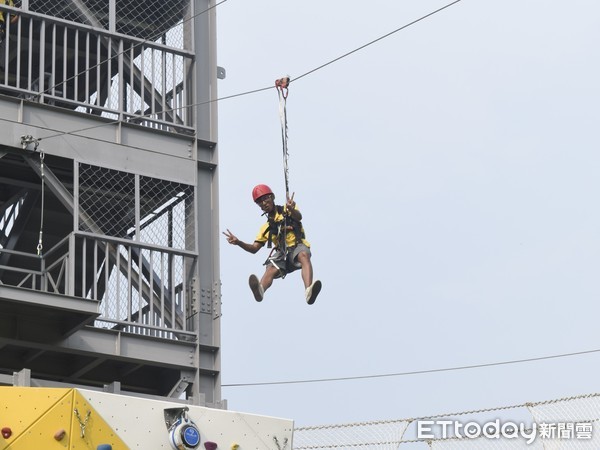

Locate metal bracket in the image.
[12,368,31,386]
[190,276,199,312]
[20,135,41,152]
[163,407,189,430]
[198,281,222,319]
[199,285,212,314]
[167,374,191,399]
[213,280,222,319]
[103,381,122,394]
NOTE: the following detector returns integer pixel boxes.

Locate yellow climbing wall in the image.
[0,387,128,450]
[1,386,294,449]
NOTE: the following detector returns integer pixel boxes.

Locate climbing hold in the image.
[204,442,217,450]
[231,444,239,450]
[1,427,12,439]
[54,429,67,441]
[97,445,113,450]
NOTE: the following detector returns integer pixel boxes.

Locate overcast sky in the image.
[215,0,600,428]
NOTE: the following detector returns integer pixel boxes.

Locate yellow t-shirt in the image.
[0,0,14,24]
[254,205,310,249]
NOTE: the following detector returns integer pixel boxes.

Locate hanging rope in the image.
[275,76,291,260]
[20,135,44,257]
[275,76,291,199]
[37,150,45,257]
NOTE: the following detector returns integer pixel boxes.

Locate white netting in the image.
[430,435,545,450]
[528,394,600,450]
[293,420,411,450]
[529,394,600,423]
[294,393,600,449]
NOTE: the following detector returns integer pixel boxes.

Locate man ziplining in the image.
[223,78,321,304]
[223,184,322,305]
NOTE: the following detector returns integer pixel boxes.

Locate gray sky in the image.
[215,0,600,427]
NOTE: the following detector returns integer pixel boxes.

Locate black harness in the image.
[262,205,305,251]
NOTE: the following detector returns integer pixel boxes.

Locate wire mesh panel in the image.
[77,163,197,337]
[28,0,187,42]
[138,176,195,250]
[29,0,109,29]
[528,395,600,450]
[430,436,545,450]
[528,394,600,424]
[78,164,135,236]
[293,420,411,450]
[78,164,195,245]
[116,0,187,42]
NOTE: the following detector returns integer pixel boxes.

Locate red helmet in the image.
[252,184,274,202]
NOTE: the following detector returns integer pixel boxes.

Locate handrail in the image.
[0,264,42,276]
[95,316,197,339]
[74,230,196,258]
[42,233,71,259]
[0,9,194,130]
[0,5,194,57]
[0,231,198,338]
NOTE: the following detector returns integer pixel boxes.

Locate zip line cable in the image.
[292,0,463,84]
[39,83,272,142]
[201,0,466,104]
[222,347,600,387]
[39,0,462,143]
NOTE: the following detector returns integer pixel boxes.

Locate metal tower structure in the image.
[0,0,223,408]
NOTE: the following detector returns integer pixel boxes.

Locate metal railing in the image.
[0,231,198,339]
[0,248,44,289]
[0,4,194,133]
